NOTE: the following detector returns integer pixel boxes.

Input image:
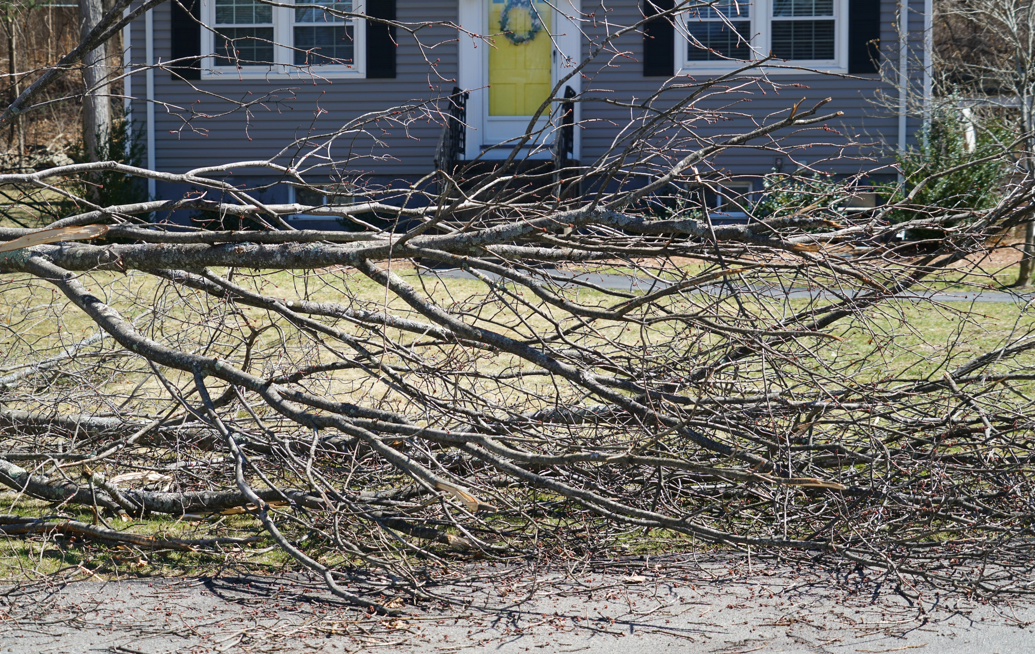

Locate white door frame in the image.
[457,0,581,161]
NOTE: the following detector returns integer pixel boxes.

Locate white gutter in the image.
[145,7,156,200]
[923,0,932,138]
[898,0,909,160]
[122,7,131,156]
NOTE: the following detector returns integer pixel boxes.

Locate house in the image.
[123,0,932,223]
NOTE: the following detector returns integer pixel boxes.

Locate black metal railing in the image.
[434,87,469,181]
[553,85,577,196]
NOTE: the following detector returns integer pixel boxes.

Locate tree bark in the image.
[1016,220,1035,287]
[4,12,24,165]
[78,0,110,166]
[1016,115,1035,287]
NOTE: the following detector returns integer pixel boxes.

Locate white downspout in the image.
[923,0,932,138]
[898,0,909,160]
[122,7,131,156]
[145,7,156,200]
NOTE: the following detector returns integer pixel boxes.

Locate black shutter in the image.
[170,0,202,81]
[848,0,881,74]
[643,0,674,77]
[366,0,397,79]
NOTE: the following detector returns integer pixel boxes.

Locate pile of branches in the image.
[2,143,1034,609]
[0,7,1034,610]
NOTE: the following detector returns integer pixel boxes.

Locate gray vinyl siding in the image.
[129,0,926,194]
[577,0,920,181]
[129,0,460,182]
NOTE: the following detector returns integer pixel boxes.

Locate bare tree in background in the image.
[0,3,91,151]
[0,1,88,169]
[1,1,26,163]
[78,0,110,167]
[933,0,1035,285]
[0,0,1034,611]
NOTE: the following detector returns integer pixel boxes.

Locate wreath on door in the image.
[499,0,543,45]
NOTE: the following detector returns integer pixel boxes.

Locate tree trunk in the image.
[78,0,110,166]
[1016,105,1035,288]
[2,10,24,167]
[1016,220,1035,287]
[7,18,23,164]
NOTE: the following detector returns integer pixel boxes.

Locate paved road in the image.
[3,555,1033,653]
[430,267,1035,304]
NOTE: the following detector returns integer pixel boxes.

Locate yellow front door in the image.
[488,0,552,117]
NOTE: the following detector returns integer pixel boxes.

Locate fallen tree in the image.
[1,0,1035,610]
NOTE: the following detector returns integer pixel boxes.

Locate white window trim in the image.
[200,0,366,79]
[674,0,849,77]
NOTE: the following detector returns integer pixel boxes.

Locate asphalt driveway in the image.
[431,268,1035,305]
[3,554,1032,653]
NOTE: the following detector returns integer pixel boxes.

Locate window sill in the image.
[200,67,366,81]
[675,62,848,78]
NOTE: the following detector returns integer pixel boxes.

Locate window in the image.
[288,183,353,222]
[771,0,834,61]
[706,182,753,215]
[676,0,847,74]
[214,0,275,66]
[204,0,365,77]
[674,181,753,223]
[685,2,752,63]
[694,182,753,221]
[294,1,354,66]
